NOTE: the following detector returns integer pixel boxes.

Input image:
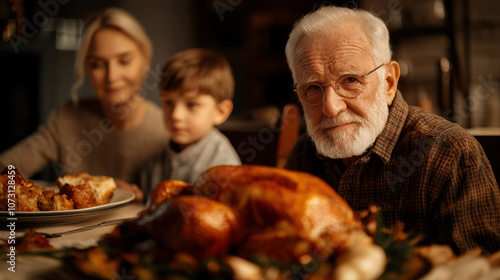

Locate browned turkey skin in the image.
[118,165,372,265]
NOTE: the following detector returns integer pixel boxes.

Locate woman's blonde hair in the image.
[70,8,153,104]
[160,48,234,103]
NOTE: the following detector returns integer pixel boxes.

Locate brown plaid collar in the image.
[369,91,409,164]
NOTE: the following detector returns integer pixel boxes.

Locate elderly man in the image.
[284,5,500,255]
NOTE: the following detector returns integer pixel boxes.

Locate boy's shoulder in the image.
[200,128,241,164]
[202,128,233,147]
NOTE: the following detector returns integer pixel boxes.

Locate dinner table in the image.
[0,202,145,280]
[0,177,499,280]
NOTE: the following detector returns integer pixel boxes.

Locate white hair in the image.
[285,5,392,84]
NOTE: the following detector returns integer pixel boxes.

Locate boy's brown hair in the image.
[160,48,235,103]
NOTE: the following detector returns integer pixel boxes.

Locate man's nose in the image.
[322,86,347,117]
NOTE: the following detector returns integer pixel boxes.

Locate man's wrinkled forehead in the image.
[293,23,373,81]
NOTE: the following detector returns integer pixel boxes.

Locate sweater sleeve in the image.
[0,108,61,178]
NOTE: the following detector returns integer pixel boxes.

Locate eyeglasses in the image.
[293,64,385,105]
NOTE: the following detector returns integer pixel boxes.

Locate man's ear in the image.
[385,61,400,105]
[214,100,233,125]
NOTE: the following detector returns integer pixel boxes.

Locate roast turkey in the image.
[109,165,386,280]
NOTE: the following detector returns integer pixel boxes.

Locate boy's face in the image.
[161,88,230,150]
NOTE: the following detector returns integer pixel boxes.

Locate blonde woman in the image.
[0,8,168,200]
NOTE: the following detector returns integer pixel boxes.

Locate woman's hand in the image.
[114,178,144,202]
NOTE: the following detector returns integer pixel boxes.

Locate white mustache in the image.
[318,113,364,129]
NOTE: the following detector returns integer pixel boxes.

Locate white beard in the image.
[305,85,389,159]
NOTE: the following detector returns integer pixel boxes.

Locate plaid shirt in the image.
[285,91,500,255]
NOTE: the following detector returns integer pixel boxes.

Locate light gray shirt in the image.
[140,128,241,195]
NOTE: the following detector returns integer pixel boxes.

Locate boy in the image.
[139,48,241,196]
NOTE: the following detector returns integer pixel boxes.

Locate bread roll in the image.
[56,172,116,206]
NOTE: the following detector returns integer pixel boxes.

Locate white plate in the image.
[0,186,135,226]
